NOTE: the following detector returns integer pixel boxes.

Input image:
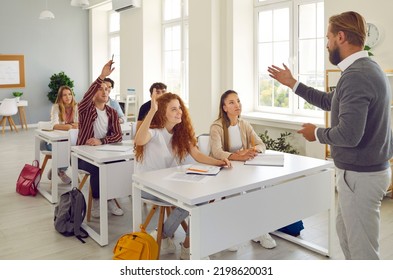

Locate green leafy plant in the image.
[47,71,74,103]
[364,45,374,56]
[258,130,299,154]
[12,91,23,97]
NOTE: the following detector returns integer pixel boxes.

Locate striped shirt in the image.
[77,77,122,145]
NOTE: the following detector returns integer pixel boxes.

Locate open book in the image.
[186,165,222,175]
[244,150,284,166]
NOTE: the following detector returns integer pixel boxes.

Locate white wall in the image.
[325,0,393,70]
[0,0,89,124]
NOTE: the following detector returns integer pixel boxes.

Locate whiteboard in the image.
[0,55,25,88]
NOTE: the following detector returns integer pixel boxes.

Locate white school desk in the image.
[132,154,335,260]
[0,99,28,129]
[34,129,71,204]
[70,142,134,246]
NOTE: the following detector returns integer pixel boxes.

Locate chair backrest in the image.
[197,133,210,155]
[0,98,18,116]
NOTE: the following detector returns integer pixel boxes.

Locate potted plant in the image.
[12,91,23,102]
[47,71,74,103]
[258,130,299,154]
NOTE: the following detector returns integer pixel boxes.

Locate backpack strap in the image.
[71,188,88,243]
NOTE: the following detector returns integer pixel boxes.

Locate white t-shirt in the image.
[228,124,242,152]
[93,108,109,139]
[135,128,180,174]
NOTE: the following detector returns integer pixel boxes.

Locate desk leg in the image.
[189,208,202,260]
[328,169,336,257]
[34,135,40,163]
[71,153,78,190]
[49,141,59,204]
[132,183,142,232]
[99,165,109,246]
[18,107,27,129]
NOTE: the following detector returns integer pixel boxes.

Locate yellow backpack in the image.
[113,225,159,260]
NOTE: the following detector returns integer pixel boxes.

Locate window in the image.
[108,11,120,99]
[255,0,324,118]
[162,0,189,103]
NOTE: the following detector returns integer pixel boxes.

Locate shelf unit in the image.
[116,94,138,122]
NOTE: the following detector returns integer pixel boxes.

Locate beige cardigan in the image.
[209,118,266,160]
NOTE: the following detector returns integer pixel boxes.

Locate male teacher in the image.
[268,11,392,259]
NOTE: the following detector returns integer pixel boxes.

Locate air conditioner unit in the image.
[112,0,141,12]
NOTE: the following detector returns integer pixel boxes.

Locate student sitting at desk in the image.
[136,82,167,131]
[103,77,126,124]
[134,91,231,260]
[40,85,78,184]
[77,60,124,218]
[209,89,277,250]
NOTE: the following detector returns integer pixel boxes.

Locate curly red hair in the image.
[135,93,197,162]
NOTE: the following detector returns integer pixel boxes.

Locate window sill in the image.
[242,112,325,131]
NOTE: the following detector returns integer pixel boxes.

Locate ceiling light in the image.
[71,0,90,7]
[39,0,55,20]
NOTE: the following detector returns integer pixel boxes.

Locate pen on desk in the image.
[188,168,208,173]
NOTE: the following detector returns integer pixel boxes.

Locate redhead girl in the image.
[135,91,231,260]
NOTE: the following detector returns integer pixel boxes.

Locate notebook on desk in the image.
[96,145,132,152]
[186,165,222,175]
[244,151,284,166]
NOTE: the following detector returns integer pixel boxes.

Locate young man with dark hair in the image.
[77,61,124,217]
[136,82,167,131]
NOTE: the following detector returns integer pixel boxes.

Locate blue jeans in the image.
[40,140,67,173]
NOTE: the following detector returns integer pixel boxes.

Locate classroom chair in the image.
[141,198,188,257]
[0,98,19,134]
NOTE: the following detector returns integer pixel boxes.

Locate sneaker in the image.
[180,243,190,260]
[91,198,100,218]
[58,171,71,184]
[108,199,124,216]
[252,233,277,249]
[47,169,52,180]
[180,243,210,260]
[150,230,176,255]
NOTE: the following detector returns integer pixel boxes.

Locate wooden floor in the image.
[1,127,393,260]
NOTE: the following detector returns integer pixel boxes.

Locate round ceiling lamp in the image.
[39,0,55,20]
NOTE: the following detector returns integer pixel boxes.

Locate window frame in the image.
[108,10,120,99]
[162,0,189,104]
[254,0,325,119]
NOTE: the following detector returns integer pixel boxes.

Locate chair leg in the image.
[142,205,158,229]
[8,116,18,132]
[0,117,6,134]
[78,174,89,190]
[156,206,166,258]
[87,186,93,222]
[41,155,51,176]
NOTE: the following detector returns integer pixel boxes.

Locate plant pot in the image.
[15,97,20,102]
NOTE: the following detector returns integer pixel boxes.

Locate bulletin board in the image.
[0,55,25,88]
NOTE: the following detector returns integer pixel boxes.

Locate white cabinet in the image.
[116,93,138,122]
